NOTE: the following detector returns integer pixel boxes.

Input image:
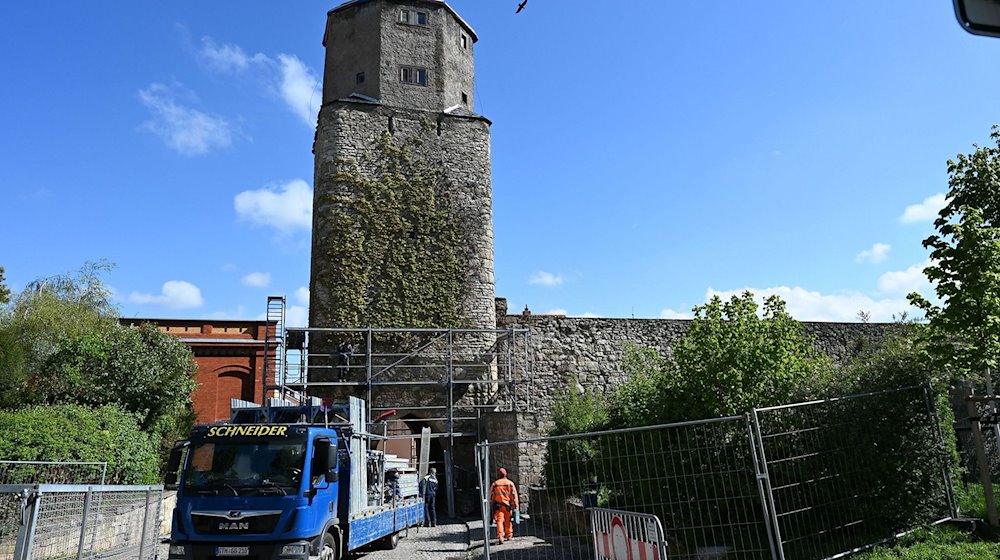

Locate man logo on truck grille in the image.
[219,521,251,530]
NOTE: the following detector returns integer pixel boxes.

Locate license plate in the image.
[215,546,249,556]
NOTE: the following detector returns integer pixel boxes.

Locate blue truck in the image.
[165,396,425,560]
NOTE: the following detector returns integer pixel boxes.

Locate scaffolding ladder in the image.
[263,295,287,402]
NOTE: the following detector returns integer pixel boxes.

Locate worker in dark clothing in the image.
[419,467,439,527]
[336,340,354,382]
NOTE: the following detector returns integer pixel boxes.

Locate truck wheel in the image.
[320,533,338,560]
[381,531,401,550]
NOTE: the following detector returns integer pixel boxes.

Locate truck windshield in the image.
[183,438,306,497]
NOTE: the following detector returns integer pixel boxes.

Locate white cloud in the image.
[545,308,568,316]
[877,261,932,295]
[660,308,693,319]
[192,36,320,128]
[128,280,204,308]
[855,242,891,264]
[138,83,232,156]
[197,37,267,73]
[529,271,564,287]
[578,312,600,318]
[241,272,271,288]
[294,286,310,306]
[277,54,321,127]
[285,305,308,327]
[705,286,917,323]
[234,179,313,232]
[899,193,946,224]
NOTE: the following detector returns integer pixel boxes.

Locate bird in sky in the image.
[515,0,528,14]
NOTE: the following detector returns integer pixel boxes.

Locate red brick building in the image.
[123,318,271,423]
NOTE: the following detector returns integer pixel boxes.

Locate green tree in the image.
[35,323,197,434]
[0,262,198,466]
[3,261,119,373]
[0,266,10,305]
[612,291,831,424]
[909,126,1000,387]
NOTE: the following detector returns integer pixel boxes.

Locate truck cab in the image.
[167,397,423,560]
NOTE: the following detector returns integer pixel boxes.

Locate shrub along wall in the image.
[0,404,159,484]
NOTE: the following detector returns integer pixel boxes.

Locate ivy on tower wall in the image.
[315,130,470,330]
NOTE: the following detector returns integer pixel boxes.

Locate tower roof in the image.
[328,0,478,42]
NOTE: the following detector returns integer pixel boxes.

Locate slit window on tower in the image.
[461,92,468,105]
[400,66,428,86]
[355,72,365,85]
[461,34,468,49]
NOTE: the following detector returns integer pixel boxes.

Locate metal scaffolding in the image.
[262,297,533,437]
[260,296,532,517]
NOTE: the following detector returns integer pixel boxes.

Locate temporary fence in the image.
[0,484,162,560]
[475,385,955,560]
[957,388,1000,525]
[0,462,107,486]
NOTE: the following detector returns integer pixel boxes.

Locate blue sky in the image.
[2,1,999,326]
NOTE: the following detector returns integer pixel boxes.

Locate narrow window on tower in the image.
[461,34,468,49]
[461,92,468,105]
[356,72,365,85]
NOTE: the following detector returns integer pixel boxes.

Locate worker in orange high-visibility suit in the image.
[490,467,519,544]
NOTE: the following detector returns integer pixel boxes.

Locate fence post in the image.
[138,489,152,560]
[13,488,40,560]
[749,409,785,560]
[76,488,93,560]
[476,442,491,560]
[964,387,999,525]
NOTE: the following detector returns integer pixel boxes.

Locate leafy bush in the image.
[857,526,1000,560]
[544,381,606,491]
[0,404,159,484]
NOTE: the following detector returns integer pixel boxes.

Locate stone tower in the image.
[310,0,496,333]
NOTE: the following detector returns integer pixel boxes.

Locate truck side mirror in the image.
[314,438,338,485]
[165,441,189,489]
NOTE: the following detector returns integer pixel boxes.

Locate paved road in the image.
[350,521,468,560]
[157,521,470,559]
[466,518,590,560]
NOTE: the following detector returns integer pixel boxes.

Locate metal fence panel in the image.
[753,387,953,560]
[476,386,954,560]
[0,485,162,560]
[477,418,775,560]
[0,492,19,559]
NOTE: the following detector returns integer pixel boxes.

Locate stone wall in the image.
[310,101,495,336]
[482,307,892,507]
